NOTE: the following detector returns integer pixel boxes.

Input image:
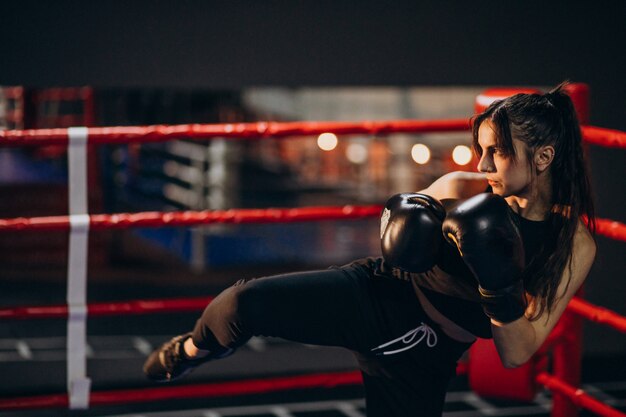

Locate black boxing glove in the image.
[380,193,446,272]
[441,193,526,323]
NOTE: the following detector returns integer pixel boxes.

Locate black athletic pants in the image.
[191,258,472,417]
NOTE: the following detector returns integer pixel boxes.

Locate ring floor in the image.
[0,329,624,417]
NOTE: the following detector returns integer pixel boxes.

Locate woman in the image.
[143,83,596,416]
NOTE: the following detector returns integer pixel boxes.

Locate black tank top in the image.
[393,204,550,338]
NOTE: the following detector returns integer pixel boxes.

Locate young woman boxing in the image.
[143,83,596,417]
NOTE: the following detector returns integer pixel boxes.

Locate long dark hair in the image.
[471,82,596,320]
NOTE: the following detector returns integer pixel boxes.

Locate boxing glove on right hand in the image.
[380,193,446,272]
[442,193,527,323]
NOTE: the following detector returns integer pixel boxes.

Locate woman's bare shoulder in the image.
[419,171,488,200]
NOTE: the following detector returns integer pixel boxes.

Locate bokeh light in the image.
[346,142,368,164]
[411,143,431,164]
[452,145,472,165]
[317,132,338,151]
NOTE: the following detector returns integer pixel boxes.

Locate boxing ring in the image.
[0,85,625,416]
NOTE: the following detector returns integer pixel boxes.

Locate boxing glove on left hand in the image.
[442,193,527,323]
[380,193,446,272]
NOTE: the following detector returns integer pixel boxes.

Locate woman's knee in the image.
[208,278,265,325]
[229,278,268,324]
[193,278,261,348]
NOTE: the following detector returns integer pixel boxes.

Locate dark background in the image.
[1,0,624,354]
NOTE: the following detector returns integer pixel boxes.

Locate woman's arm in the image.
[491,222,596,368]
[419,171,488,200]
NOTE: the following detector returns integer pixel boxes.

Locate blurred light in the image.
[452,145,472,165]
[346,142,368,164]
[411,143,430,164]
[317,132,338,151]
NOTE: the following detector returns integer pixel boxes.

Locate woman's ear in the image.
[534,145,555,172]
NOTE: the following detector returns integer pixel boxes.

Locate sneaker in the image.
[143,333,214,382]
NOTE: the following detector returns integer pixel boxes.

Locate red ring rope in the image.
[536,372,626,417]
[0,371,363,411]
[0,205,382,231]
[596,218,626,242]
[1,208,623,243]
[567,298,626,333]
[0,297,213,320]
[3,295,624,333]
[1,121,624,149]
[582,126,626,148]
[0,119,471,146]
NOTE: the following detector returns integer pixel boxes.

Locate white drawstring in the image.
[371,322,438,356]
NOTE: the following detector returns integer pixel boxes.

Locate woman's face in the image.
[476,120,532,197]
